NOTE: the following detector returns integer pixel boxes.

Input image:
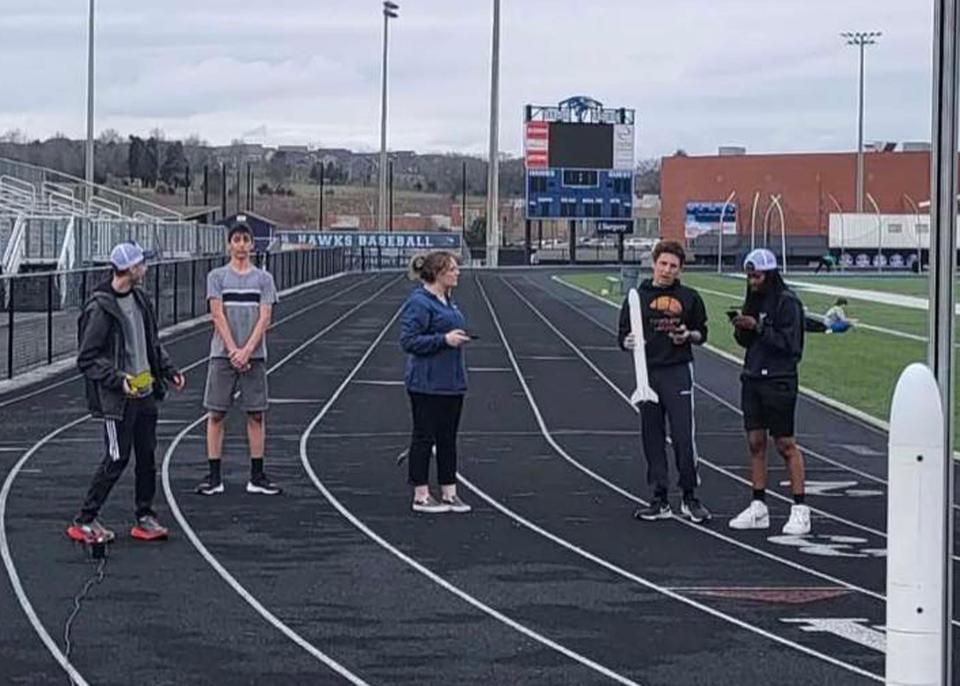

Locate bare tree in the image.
[98,128,123,145]
[634,158,661,195]
[0,129,28,144]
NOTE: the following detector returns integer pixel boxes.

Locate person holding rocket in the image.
[618,240,711,523]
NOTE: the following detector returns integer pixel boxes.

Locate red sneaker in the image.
[66,519,115,544]
[130,515,169,541]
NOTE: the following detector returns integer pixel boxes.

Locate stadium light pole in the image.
[84,0,96,203]
[378,2,399,232]
[841,31,881,214]
[485,0,501,267]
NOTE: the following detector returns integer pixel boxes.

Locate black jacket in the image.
[734,286,804,379]
[617,279,708,368]
[77,280,180,420]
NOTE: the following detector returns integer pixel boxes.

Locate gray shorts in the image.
[203,358,269,413]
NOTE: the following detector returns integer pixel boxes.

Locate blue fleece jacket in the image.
[399,286,467,395]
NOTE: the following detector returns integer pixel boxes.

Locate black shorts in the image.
[741,376,798,438]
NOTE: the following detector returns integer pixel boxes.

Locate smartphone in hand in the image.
[726,308,740,322]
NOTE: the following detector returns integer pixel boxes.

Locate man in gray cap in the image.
[727,248,810,535]
[68,241,185,545]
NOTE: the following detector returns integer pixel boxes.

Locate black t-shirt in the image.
[617,279,708,368]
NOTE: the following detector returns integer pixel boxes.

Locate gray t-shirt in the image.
[115,291,152,396]
[207,265,278,360]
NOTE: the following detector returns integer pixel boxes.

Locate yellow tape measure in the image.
[127,371,154,392]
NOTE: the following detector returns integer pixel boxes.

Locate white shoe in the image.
[441,494,472,513]
[412,495,451,513]
[728,500,770,530]
[782,504,811,535]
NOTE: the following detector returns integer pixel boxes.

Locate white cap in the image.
[743,248,778,272]
[109,242,145,271]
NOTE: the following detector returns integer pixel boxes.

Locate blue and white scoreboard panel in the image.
[525,168,634,221]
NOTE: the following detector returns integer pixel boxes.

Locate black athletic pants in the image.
[78,395,158,523]
[638,364,699,496]
[407,392,464,487]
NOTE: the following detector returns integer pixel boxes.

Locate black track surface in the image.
[1,269,957,685]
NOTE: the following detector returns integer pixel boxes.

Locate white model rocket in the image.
[885,362,945,685]
[628,288,659,405]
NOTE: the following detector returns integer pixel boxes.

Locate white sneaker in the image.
[412,495,451,513]
[728,500,770,530]
[441,494,472,513]
[782,504,811,535]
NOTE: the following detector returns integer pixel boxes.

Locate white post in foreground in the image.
[886,362,945,685]
[928,0,957,680]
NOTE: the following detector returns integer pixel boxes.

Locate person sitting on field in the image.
[823,298,853,334]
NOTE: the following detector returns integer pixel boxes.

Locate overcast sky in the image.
[0,1,934,158]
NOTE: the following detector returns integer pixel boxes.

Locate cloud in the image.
[0,0,935,158]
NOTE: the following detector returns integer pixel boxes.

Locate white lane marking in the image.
[0,273,388,683]
[460,472,883,682]
[544,277,960,567]
[298,304,644,686]
[781,618,886,653]
[484,276,888,600]
[161,417,371,685]
[0,415,92,686]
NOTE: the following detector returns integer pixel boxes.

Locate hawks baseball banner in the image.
[277,231,462,250]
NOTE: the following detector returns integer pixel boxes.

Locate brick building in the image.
[660,149,932,264]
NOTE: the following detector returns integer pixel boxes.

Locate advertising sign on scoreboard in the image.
[524,121,549,169]
[596,219,635,235]
[613,124,635,170]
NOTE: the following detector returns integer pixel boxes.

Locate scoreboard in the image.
[524,97,636,231]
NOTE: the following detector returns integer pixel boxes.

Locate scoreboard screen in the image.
[548,123,613,169]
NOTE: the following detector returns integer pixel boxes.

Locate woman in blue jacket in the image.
[400,251,472,513]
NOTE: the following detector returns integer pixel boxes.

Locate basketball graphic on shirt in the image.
[650,296,683,316]
[649,296,684,332]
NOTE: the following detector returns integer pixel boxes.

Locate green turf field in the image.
[686,273,936,340]
[558,272,948,427]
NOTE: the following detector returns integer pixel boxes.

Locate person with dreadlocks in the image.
[727,248,811,535]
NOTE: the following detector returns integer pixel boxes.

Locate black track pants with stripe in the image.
[78,395,158,523]
[638,363,699,496]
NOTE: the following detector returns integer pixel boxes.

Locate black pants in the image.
[78,395,158,523]
[638,364,699,496]
[408,392,464,487]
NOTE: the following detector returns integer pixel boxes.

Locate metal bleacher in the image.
[0,157,223,276]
